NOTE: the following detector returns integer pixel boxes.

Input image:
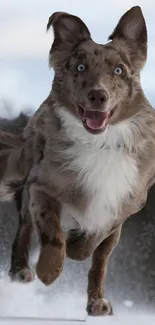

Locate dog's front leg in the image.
[87,225,122,316]
[9,187,35,283]
[29,183,65,286]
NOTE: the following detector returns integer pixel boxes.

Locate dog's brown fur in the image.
[0,6,155,316]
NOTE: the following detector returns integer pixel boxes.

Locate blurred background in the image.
[0,0,154,117]
[0,0,155,320]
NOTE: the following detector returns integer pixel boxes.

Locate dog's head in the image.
[47,6,147,135]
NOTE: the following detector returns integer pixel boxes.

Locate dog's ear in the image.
[47,12,91,67]
[109,6,147,70]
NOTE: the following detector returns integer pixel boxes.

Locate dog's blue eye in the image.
[114,67,123,75]
[77,64,85,72]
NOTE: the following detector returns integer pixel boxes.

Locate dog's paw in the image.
[9,267,35,283]
[87,298,113,316]
[36,244,65,286]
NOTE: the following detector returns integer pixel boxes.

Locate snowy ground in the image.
[0,186,155,322]
[1,316,155,325]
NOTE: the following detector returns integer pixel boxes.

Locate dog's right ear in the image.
[47,12,91,67]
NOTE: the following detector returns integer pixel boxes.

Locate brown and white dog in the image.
[0,6,155,316]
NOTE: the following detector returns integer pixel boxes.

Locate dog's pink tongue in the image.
[86,118,107,129]
[84,111,108,130]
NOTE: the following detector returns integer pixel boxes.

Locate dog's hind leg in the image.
[87,225,122,316]
[67,230,104,261]
[9,188,35,283]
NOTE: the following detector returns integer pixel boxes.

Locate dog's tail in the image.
[0,130,24,149]
[0,112,29,148]
[0,143,31,180]
[0,138,32,200]
[0,113,32,200]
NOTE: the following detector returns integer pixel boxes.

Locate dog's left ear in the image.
[109,6,147,70]
[47,12,91,67]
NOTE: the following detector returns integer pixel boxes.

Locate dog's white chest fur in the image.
[58,109,138,234]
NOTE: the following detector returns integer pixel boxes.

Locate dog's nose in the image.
[87,89,108,106]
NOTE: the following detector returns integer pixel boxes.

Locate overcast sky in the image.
[0,0,154,117]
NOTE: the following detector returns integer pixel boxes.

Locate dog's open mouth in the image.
[78,107,113,134]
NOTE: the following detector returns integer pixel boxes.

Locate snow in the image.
[123,300,133,308]
[0,274,87,320]
[0,235,87,321]
[1,316,155,325]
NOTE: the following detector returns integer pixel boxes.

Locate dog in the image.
[0,6,155,316]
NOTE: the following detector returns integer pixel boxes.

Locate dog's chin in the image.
[77,106,114,135]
